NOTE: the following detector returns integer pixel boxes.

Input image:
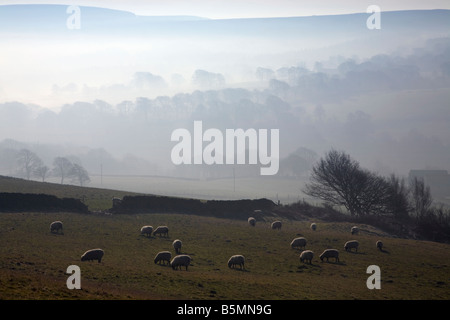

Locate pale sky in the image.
[1,0,449,109]
[1,0,450,19]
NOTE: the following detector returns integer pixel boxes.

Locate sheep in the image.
[153,226,169,237]
[310,223,317,231]
[228,255,245,269]
[50,221,63,234]
[81,248,104,263]
[376,240,383,251]
[248,217,256,227]
[173,239,182,254]
[140,225,153,237]
[154,251,172,265]
[171,254,192,270]
[271,221,282,230]
[319,249,340,263]
[344,240,359,252]
[290,237,307,249]
[299,250,314,264]
[351,226,359,235]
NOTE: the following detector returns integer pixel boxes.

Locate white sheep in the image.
[376,240,383,251]
[248,217,256,227]
[153,226,169,237]
[344,240,359,252]
[310,223,317,231]
[290,237,307,249]
[351,226,359,235]
[140,225,153,237]
[271,221,282,230]
[154,251,172,265]
[299,250,314,264]
[228,255,245,269]
[50,221,63,234]
[171,254,192,270]
[81,248,104,263]
[319,249,340,262]
[173,239,182,254]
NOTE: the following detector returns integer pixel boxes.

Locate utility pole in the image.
[233,167,235,192]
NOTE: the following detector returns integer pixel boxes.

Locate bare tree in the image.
[71,163,90,187]
[53,157,73,184]
[16,149,42,180]
[410,177,433,218]
[303,149,390,217]
[384,174,411,220]
[355,169,391,216]
[34,165,50,182]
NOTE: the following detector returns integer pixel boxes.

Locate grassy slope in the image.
[0,175,141,211]
[0,175,449,300]
[1,211,449,300]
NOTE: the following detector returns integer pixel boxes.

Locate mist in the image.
[1,5,449,202]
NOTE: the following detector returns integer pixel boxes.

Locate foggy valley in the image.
[1,5,449,204]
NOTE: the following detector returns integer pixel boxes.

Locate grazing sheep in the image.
[344,240,359,252]
[310,223,317,231]
[376,240,383,251]
[227,255,245,269]
[50,221,63,234]
[271,221,282,230]
[299,250,314,264]
[248,217,256,227]
[171,254,192,271]
[319,249,340,263]
[351,226,359,235]
[153,226,169,237]
[290,237,307,249]
[154,251,172,265]
[173,239,182,254]
[140,225,153,237]
[81,248,104,263]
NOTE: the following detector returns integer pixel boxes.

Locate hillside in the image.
[0,175,449,300]
[0,212,449,300]
[0,175,141,211]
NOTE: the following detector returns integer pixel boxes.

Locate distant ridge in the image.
[0,4,448,37]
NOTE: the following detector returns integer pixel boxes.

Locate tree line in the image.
[15,149,90,186]
[303,149,450,243]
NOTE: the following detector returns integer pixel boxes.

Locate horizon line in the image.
[0,4,449,20]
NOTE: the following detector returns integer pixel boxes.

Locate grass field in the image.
[87,174,309,205]
[0,175,141,211]
[1,211,449,300]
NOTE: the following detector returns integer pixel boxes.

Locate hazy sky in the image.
[1,1,449,109]
[2,0,450,18]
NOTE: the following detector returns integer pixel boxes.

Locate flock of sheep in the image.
[49,219,243,271]
[265,219,384,265]
[49,215,385,272]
